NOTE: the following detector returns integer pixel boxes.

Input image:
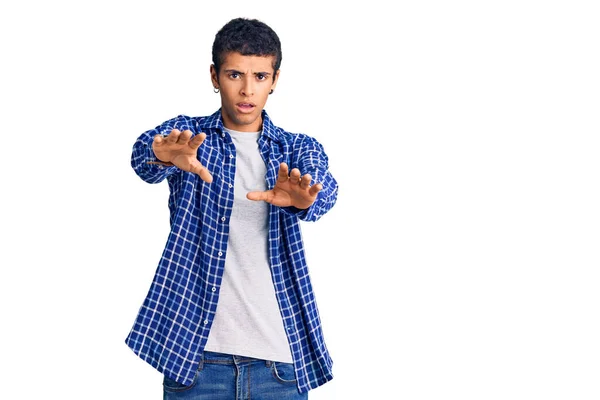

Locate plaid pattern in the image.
[125,109,338,393]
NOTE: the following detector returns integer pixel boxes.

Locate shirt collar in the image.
[197,109,281,142]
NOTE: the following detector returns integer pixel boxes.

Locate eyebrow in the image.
[224,69,271,77]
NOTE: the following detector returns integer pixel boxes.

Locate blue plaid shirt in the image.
[125,109,338,393]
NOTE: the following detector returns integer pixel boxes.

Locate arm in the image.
[131,128,179,184]
[247,134,338,222]
[131,116,212,184]
[286,134,338,222]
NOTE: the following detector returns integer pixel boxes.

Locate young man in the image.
[125,18,338,399]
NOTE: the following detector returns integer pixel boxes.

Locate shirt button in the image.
[228,184,233,188]
[221,133,225,137]
[218,251,223,256]
[204,319,209,325]
[229,154,234,159]
[221,217,226,222]
[212,287,217,292]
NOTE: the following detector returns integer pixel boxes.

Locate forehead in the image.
[220,51,276,73]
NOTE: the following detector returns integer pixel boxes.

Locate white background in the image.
[1,1,599,399]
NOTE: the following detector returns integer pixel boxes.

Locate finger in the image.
[177,130,192,144]
[190,161,213,183]
[300,174,312,189]
[189,132,207,150]
[308,183,323,197]
[153,134,164,145]
[166,129,181,143]
[277,162,289,183]
[289,168,301,185]
[246,190,274,203]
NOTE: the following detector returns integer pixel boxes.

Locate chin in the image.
[237,114,260,125]
[224,107,261,130]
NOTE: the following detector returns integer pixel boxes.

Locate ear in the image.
[210,64,219,88]
[271,69,280,91]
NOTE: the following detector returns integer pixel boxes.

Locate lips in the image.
[236,102,255,113]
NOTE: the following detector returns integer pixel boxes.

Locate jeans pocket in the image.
[163,371,198,393]
[271,362,297,384]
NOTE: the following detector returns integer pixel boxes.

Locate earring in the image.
[269,89,274,95]
[213,87,220,93]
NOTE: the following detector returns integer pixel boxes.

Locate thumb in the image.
[247,190,273,203]
[189,161,213,183]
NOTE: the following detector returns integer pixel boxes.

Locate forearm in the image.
[282,135,339,222]
[281,172,338,221]
[131,118,186,183]
[131,133,179,184]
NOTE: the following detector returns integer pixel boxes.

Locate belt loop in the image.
[265,360,272,367]
[198,351,204,370]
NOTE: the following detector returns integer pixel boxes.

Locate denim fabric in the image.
[163,351,308,399]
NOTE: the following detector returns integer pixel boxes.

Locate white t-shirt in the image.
[204,128,293,363]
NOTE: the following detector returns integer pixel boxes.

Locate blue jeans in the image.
[163,351,308,400]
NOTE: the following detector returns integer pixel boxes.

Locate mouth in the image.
[236,102,256,113]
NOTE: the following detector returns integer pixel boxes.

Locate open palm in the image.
[150,129,213,183]
[246,162,322,209]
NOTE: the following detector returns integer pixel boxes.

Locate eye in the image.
[229,72,240,79]
[256,73,267,81]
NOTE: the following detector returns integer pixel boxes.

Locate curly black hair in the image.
[212,18,282,79]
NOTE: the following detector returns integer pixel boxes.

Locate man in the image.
[125,17,338,399]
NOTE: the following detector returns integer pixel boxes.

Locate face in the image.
[211,52,279,132]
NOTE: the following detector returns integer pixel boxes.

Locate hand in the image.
[246,162,322,209]
[150,129,213,183]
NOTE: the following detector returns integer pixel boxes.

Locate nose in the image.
[240,78,254,97]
